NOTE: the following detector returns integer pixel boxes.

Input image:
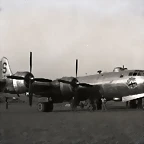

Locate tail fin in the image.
[0,57,13,79]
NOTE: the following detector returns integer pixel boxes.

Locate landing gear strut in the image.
[129,100,137,109]
[37,101,53,112]
[86,99,96,111]
[70,97,79,111]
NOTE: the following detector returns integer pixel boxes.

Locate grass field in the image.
[0,101,144,144]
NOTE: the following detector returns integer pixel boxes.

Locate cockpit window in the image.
[129,72,133,76]
[133,73,137,76]
[129,71,144,76]
[141,72,144,76]
[137,72,141,76]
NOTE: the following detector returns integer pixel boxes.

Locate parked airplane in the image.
[5,53,144,112]
[58,63,144,110]
[0,52,52,107]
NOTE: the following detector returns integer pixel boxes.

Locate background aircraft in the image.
[3,52,144,112]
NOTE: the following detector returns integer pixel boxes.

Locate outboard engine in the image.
[12,71,34,93]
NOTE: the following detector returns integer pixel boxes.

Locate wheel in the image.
[80,102,84,109]
[46,101,53,112]
[86,99,96,111]
[37,102,46,112]
[37,102,53,112]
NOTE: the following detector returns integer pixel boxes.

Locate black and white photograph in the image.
[0,0,144,144]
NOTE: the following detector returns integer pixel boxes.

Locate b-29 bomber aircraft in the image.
[1,52,144,112]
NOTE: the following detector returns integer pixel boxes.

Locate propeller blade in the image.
[28,80,33,106]
[76,59,78,78]
[58,79,93,87]
[29,93,33,106]
[58,79,72,85]
[30,52,32,73]
[7,76,25,80]
[34,78,52,82]
[78,83,93,87]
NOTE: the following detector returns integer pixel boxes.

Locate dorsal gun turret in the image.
[113,65,127,72]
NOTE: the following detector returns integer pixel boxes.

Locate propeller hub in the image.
[24,73,34,88]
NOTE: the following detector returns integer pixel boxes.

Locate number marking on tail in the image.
[2,62,7,74]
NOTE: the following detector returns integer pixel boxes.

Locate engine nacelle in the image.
[12,71,34,94]
[59,77,75,101]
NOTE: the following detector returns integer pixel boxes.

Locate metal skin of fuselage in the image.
[32,69,144,105]
[77,70,144,102]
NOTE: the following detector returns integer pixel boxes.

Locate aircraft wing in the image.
[122,93,144,102]
[31,81,57,95]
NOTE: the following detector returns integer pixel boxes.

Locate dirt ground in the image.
[0,102,144,144]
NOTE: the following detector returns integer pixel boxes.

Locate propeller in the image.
[58,59,93,88]
[75,59,78,77]
[7,52,52,106]
[58,59,93,110]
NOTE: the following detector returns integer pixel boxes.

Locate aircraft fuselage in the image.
[33,69,144,103]
[77,70,144,102]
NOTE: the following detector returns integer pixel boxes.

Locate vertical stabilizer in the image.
[1,57,13,79]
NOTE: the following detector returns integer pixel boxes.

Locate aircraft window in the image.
[133,73,137,76]
[129,72,133,76]
[138,72,141,76]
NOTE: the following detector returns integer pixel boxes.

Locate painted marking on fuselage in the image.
[122,93,144,102]
[126,77,137,89]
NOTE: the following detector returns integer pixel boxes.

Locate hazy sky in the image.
[1,0,144,79]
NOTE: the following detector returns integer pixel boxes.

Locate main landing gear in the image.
[37,97,53,112]
[37,101,53,112]
[78,98,102,111]
[129,100,137,109]
[86,99,102,111]
[127,98,143,109]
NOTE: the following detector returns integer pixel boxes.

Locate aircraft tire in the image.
[46,101,53,112]
[86,99,96,111]
[37,102,46,112]
[37,102,53,112]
